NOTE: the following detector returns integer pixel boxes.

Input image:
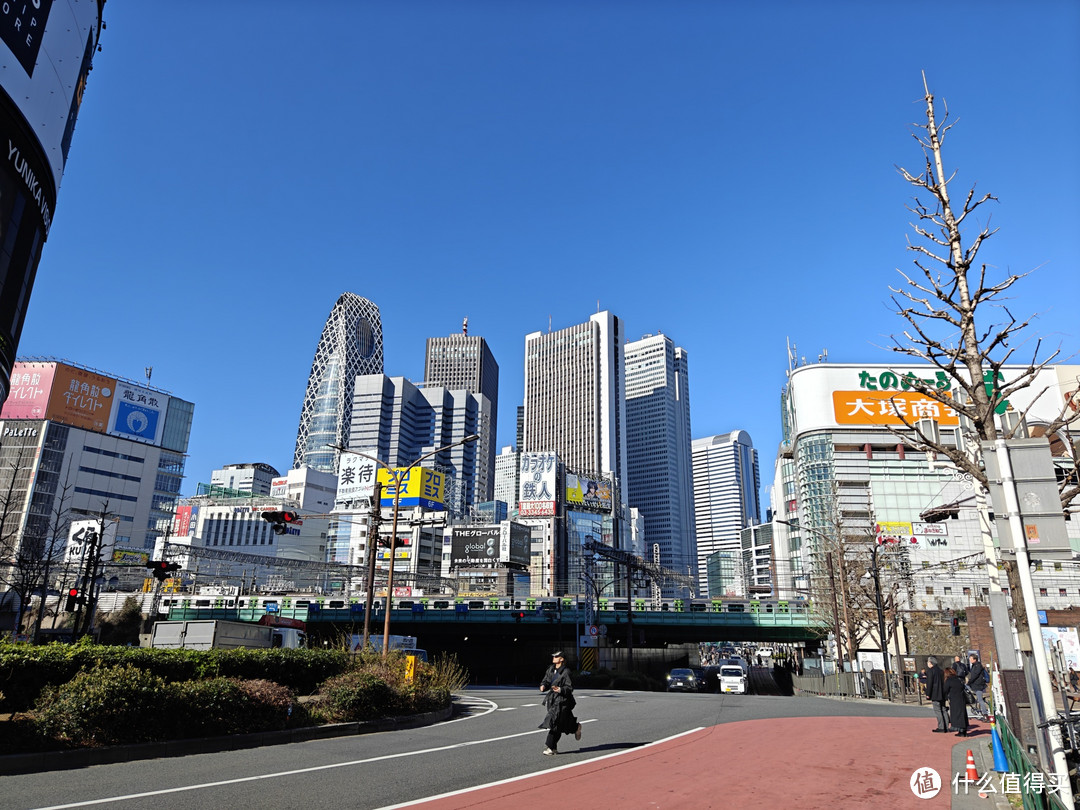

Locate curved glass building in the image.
[293,293,383,472]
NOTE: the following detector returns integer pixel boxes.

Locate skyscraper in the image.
[691,431,761,596]
[523,311,627,488]
[293,293,383,473]
[624,333,695,577]
[423,327,498,500]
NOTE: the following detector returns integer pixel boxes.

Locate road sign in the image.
[588,625,599,637]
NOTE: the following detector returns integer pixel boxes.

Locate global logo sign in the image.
[113,401,160,442]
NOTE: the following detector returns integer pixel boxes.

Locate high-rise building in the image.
[624,333,695,578]
[348,375,490,517]
[0,359,194,563]
[493,445,520,513]
[0,6,104,402]
[294,293,383,474]
[210,463,280,496]
[691,431,761,596]
[523,311,628,489]
[423,329,498,500]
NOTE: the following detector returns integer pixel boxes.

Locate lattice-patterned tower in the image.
[293,293,383,472]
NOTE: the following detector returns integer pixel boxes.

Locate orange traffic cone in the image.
[966,749,979,781]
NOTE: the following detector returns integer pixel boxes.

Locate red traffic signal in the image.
[65,587,85,611]
[261,511,300,535]
[147,560,180,581]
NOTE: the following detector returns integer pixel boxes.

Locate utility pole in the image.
[361,482,382,650]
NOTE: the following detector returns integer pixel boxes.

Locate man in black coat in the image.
[966,654,990,719]
[924,656,949,732]
[539,651,581,755]
[953,655,969,679]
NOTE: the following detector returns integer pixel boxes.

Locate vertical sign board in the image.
[500,521,532,569]
[518,452,557,516]
[335,452,377,507]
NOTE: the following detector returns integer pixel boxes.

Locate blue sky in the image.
[18,1,1080,507]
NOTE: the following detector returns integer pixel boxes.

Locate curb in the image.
[0,706,452,776]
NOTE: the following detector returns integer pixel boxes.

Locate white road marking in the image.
[520,703,540,707]
[496,707,516,711]
[376,726,705,810]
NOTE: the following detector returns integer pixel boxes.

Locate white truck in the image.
[148,619,306,650]
[351,633,427,662]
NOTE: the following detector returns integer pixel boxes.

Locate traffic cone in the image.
[990,719,1009,773]
[966,749,979,782]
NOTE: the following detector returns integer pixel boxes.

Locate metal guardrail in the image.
[996,714,1071,810]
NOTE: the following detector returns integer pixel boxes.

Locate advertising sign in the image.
[1042,627,1080,671]
[270,477,288,497]
[378,467,445,510]
[45,363,115,433]
[65,519,117,565]
[335,451,377,506]
[565,473,612,511]
[112,548,150,566]
[450,526,501,568]
[500,521,531,569]
[833,390,960,427]
[1,361,55,419]
[519,452,557,517]
[174,506,199,538]
[108,382,166,445]
[912,521,948,536]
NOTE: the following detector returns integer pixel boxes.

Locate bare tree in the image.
[888,72,1079,509]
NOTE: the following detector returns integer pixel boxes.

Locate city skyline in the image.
[11,4,1078,507]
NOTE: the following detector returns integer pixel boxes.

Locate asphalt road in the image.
[6,687,933,810]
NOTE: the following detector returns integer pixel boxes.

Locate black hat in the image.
[551,650,565,658]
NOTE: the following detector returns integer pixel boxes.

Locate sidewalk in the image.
[387,715,1001,810]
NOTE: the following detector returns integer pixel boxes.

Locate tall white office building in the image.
[522,311,628,489]
[691,431,761,596]
[624,333,696,578]
[493,446,520,513]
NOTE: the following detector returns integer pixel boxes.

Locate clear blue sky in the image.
[18,1,1080,508]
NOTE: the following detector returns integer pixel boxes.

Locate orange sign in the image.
[45,363,116,432]
[832,391,959,426]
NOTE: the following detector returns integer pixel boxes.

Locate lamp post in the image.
[332,435,478,658]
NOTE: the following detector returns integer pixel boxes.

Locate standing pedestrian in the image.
[1070,667,1079,692]
[966,654,990,719]
[925,656,949,732]
[943,667,969,736]
[953,655,969,679]
[539,651,581,755]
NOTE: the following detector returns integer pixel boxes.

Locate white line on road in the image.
[496,707,517,711]
[375,726,706,810]
[28,719,597,810]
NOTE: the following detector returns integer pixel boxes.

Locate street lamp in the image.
[332,435,479,658]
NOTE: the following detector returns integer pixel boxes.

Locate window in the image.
[1039,588,1048,597]
[925,586,934,595]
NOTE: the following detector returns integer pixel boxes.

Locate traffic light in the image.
[65,587,80,612]
[951,617,961,636]
[148,560,181,581]
[261,511,300,535]
[514,611,524,623]
[378,536,407,549]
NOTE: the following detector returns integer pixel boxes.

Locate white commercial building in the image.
[210,463,280,496]
[691,431,761,597]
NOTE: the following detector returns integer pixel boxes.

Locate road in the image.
[6,686,940,810]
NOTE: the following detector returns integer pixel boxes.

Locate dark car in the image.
[666,667,704,692]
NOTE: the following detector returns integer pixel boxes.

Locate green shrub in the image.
[173,678,297,737]
[32,665,174,747]
[319,670,402,722]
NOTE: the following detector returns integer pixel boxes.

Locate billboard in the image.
[1,361,56,419]
[44,362,115,433]
[565,473,613,511]
[500,522,531,569]
[519,452,557,517]
[174,505,199,538]
[65,519,117,566]
[378,467,445,510]
[450,526,501,568]
[335,451,377,506]
[270,477,288,497]
[108,382,167,445]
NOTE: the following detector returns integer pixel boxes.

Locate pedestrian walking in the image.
[943,667,969,736]
[966,654,990,719]
[539,651,581,756]
[924,656,949,733]
[1070,667,1079,692]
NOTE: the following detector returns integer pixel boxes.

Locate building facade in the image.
[773,361,1080,612]
[0,359,193,581]
[0,5,104,401]
[293,293,383,474]
[424,330,498,500]
[624,333,695,579]
[691,431,761,596]
[522,310,628,507]
[210,463,280,496]
[493,446,520,513]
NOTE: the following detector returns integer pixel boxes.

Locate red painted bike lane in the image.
[391,716,972,809]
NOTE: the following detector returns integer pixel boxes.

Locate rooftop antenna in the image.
[548,315,552,333]
[462,316,468,336]
[145,366,153,385]
[597,299,600,313]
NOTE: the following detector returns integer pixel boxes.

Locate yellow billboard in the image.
[377,467,446,510]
